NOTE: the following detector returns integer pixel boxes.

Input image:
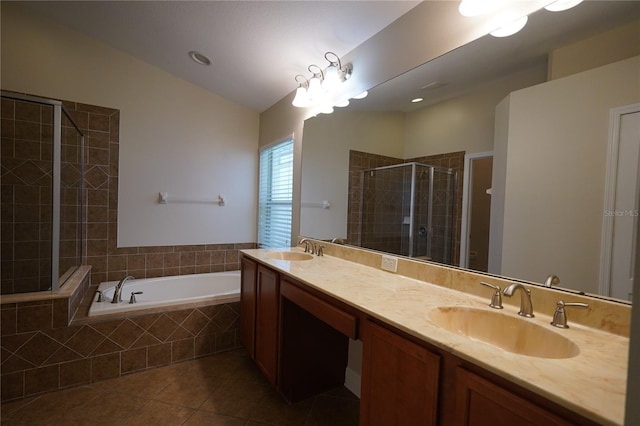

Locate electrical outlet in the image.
[381,255,398,272]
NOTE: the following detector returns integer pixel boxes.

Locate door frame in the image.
[460,151,493,269]
[599,103,640,297]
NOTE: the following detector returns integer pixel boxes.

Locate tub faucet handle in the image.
[95,290,104,303]
[129,291,143,304]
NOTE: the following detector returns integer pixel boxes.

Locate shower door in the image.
[1,92,84,294]
[360,162,456,264]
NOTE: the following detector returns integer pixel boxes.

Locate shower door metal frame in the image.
[1,91,85,292]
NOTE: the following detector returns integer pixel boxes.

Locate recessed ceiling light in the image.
[189,51,211,66]
[411,98,424,103]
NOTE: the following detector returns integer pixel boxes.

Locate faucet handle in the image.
[551,300,589,328]
[480,282,503,309]
[95,290,104,302]
[316,245,325,256]
[129,291,143,304]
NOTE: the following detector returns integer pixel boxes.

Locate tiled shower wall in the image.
[1,98,55,294]
[347,149,464,265]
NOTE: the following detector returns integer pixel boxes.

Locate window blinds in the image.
[258,139,294,248]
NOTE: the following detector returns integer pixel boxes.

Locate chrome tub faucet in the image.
[111,275,135,303]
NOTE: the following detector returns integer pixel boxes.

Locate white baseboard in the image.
[344,366,361,398]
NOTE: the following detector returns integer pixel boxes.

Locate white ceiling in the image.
[22,0,421,113]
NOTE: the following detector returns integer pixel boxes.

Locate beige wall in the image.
[490,56,640,294]
[300,111,405,239]
[549,18,640,80]
[1,3,259,247]
[403,65,547,158]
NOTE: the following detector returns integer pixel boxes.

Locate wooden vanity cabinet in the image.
[360,319,440,426]
[452,367,580,426]
[240,256,257,358]
[254,264,280,385]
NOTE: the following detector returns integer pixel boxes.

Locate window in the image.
[258,139,294,248]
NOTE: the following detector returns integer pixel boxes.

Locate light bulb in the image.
[292,86,309,108]
[307,76,324,102]
[544,0,583,12]
[323,65,341,92]
[353,91,368,100]
[490,15,528,37]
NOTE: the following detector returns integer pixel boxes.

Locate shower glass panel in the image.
[360,162,456,265]
[1,92,84,294]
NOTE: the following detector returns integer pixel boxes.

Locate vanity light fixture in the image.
[544,0,583,12]
[458,0,528,37]
[490,15,528,37]
[292,75,311,108]
[353,90,368,100]
[188,51,211,66]
[323,51,353,92]
[458,0,508,17]
[307,64,325,102]
[291,51,355,112]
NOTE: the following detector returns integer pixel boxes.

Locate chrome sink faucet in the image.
[298,237,313,253]
[111,275,134,303]
[544,274,560,288]
[503,283,534,317]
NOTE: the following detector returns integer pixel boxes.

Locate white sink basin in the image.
[429,306,579,359]
[265,251,314,261]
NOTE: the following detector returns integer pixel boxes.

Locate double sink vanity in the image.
[240,239,630,425]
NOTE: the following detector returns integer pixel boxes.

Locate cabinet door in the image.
[255,265,280,386]
[454,367,574,426]
[240,256,257,358]
[361,320,440,426]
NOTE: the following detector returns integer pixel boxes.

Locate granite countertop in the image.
[241,248,629,426]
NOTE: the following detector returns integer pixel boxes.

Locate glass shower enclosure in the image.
[1,91,85,294]
[360,162,457,264]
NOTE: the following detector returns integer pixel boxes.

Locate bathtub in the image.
[88,271,241,317]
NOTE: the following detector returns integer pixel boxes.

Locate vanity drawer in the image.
[280,279,358,339]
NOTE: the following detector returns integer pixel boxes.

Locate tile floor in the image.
[0,349,360,425]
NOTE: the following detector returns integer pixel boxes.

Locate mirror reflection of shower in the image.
[1,92,85,294]
[360,162,457,264]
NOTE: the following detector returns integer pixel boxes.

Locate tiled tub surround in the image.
[0,265,241,403]
[243,240,631,425]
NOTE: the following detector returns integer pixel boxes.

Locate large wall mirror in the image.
[300,1,640,303]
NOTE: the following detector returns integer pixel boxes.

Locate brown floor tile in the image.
[122,400,195,426]
[184,410,247,426]
[0,385,102,424]
[199,375,270,418]
[153,371,223,409]
[246,388,313,426]
[0,349,360,426]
